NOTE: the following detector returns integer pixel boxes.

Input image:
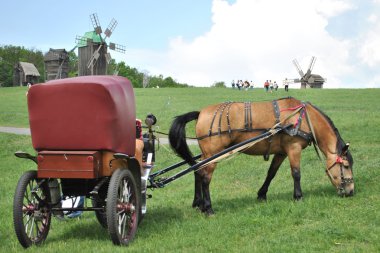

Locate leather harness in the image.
[197,98,314,160]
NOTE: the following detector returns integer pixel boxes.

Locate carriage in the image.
[13,76,354,248]
[13,76,152,247]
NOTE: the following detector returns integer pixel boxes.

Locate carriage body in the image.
[13,76,149,248]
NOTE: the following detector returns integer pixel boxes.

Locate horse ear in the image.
[342,143,350,155]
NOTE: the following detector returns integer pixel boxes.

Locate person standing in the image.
[244,80,250,91]
[264,80,269,92]
[274,81,278,91]
[269,80,273,93]
[284,78,289,92]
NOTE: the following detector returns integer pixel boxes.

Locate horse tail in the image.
[169,111,200,165]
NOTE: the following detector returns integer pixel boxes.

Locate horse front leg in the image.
[291,167,302,200]
[257,153,287,201]
[287,146,303,200]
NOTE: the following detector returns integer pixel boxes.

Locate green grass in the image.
[1,87,380,252]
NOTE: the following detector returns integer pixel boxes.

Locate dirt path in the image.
[0,126,197,145]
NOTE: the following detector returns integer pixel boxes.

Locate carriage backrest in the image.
[28,75,136,156]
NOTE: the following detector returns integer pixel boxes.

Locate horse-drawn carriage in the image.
[13,76,354,248]
[13,76,153,247]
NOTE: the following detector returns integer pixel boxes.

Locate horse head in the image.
[325,143,354,197]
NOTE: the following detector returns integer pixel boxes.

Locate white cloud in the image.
[315,0,354,18]
[367,14,378,23]
[128,0,376,88]
[358,27,380,67]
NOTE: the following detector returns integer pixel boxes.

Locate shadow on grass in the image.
[138,205,190,233]
[211,184,337,214]
[46,219,109,245]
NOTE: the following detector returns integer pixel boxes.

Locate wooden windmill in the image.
[290,56,326,88]
[76,13,126,76]
[44,47,77,80]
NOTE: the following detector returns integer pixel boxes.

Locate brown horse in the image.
[169,97,354,215]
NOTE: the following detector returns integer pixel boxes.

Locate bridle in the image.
[302,103,354,195]
[326,155,354,194]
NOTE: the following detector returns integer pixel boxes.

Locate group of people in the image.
[231,79,290,92]
[231,80,254,90]
[263,80,281,92]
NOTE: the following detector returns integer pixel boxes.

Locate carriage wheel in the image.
[92,198,107,229]
[106,168,140,246]
[13,170,51,248]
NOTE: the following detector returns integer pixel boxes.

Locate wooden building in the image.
[44,49,69,81]
[13,62,40,86]
[78,31,108,76]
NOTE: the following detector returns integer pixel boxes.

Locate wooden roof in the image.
[44,48,68,61]
[18,62,40,76]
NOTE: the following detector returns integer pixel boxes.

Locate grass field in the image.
[1,86,380,252]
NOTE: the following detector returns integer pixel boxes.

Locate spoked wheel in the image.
[13,170,51,248]
[106,168,141,246]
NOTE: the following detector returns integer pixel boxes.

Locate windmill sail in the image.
[292,59,304,78]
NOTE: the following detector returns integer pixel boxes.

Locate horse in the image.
[169,97,354,215]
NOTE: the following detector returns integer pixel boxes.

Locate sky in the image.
[1,0,380,88]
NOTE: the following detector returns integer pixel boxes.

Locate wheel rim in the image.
[22,179,50,243]
[117,177,137,241]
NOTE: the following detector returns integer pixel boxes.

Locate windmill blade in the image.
[105,52,112,64]
[90,13,102,35]
[68,45,77,53]
[283,78,299,84]
[308,56,316,72]
[109,42,126,53]
[104,18,118,38]
[87,44,103,69]
[292,59,305,78]
[76,35,92,46]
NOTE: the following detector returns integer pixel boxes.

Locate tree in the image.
[0,44,192,88]
[212,81,226,88]
[0,45,44,86]
[68,51,78,77]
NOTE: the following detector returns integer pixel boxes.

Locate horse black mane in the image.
[308,102,354,167]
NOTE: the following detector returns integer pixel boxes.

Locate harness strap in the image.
[304,104,323,161]
[265,100,281,160]
[226,102,233,136]
[208,102,228,137]
[244,102,253,131]
[218,102,231,135]
[249,102,253,129]
[272,100,280,123]
[197,128,268,140]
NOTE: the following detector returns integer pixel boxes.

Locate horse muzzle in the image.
[337,179,354,197]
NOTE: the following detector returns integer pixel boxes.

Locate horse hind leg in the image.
[192,171,203,209]
[193,163,216,216]
[257,154,287,201]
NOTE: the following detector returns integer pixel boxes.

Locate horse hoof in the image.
[203,208,215,217]
[257,195,267,202]
[293,196,303,201]
[192,201,204,210]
